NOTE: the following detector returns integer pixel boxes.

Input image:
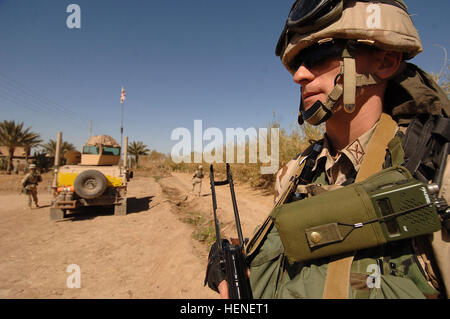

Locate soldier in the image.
[13,160,19,175]
[192,165,204,196]
[206,0,449,299]
[21,163,42,209]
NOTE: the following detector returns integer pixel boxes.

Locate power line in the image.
[0,85,81,125]
[0,71,78,114]
[0,84,59,114]
[0,89,49,114]
[0,71,83,124]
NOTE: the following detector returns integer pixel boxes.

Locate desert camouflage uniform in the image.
[21,169,42,208]
[192,167,204,196]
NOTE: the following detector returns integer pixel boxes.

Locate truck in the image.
[49,132,133,220]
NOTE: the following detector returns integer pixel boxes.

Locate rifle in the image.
[208,163,252,299]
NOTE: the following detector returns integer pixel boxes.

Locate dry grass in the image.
[163,122,324,192]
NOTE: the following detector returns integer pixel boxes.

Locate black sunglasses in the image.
[286,40,344,71]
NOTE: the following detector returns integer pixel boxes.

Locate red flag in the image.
[120,87,126,104]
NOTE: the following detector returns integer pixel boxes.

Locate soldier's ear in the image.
[373,50,402,80]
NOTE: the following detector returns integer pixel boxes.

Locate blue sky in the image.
[0,0,448,154]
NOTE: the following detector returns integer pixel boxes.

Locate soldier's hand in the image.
[204,240,227,294]
[218,280,229,299]
[217,267,250,299]
[204,240,251,299]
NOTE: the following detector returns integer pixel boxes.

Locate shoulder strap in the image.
[246,143,323,259]
[322,113,398,299]
[246,140,326,258]
[245,155,307,258]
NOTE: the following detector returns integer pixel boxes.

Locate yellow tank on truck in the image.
[57,165,125,188]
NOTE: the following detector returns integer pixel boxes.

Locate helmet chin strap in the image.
[297,82,343,125]
[298,42,381,126]
[342,46,356,113]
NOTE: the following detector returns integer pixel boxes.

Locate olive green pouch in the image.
[272,166,441,264]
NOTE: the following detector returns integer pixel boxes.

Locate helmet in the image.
[198,165,203,170]
[276,0,422,125]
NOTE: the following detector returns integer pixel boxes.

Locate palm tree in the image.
[0,120,42,174]
[41,139,76,165]
[23,138,43,164]
[41,139,76,157]
[128,141,150,168]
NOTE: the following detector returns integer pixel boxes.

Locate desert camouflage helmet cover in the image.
[278,0,422,75]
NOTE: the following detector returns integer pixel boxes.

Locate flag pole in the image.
[120,103,123,154]
[120,86,126,162]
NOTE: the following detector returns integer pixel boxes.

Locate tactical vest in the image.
[22,173,42,187]
[193,170,204,179]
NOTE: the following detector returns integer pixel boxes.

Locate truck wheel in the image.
[114,198,127,216]
[74,170,108,199]
[50,208,65,220]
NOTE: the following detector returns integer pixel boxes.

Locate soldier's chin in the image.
[302,98,323,112]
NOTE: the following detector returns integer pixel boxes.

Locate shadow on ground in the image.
[58,196,154,222]
[127,196,153,214]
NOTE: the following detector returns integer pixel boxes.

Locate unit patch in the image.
[346,139,365,165]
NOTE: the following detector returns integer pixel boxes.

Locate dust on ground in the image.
[0,168,273,298]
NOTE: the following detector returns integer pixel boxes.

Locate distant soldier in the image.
[21,164,42,209]
[22,162,28,175]
[13,160,19,175]
[192,165,204,196]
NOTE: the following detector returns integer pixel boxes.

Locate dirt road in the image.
[0,169,273,299]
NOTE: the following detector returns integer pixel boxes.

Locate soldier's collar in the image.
[342,122,378,170]
[314,121,378,172]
